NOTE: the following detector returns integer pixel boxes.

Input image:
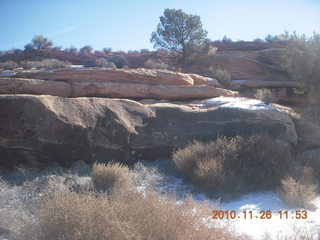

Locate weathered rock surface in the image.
[14,68,195,85]
[187,73,223,88]
[0,77,72,97]
[72,82,238,99]
[0,95,297,167]
[0,77,238,100]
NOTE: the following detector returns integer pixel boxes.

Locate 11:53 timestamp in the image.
[212,210,308,220]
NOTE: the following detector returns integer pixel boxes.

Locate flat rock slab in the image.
[0,78,238,100]
[13,68,195,85]
[0,77,72,97]
[0,95,297,167]
[72,82,238,99]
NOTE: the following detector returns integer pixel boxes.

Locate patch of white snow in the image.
[205,97,276,111]
[0,70,16,77]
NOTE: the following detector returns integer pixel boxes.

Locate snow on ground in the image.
[0,70,16,77]
[1,160,319,239]
[136,160,320,239]
[69,65,84,68]
[204,97,277,111]
[222,193,320,239]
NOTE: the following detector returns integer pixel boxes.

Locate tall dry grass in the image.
[173,134,292,196]
[278,166,317,209]
[19,188,239,240]
[91,162,131,192]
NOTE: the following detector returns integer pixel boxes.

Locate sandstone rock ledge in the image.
[0,95,297,167]
[1,68,237,100]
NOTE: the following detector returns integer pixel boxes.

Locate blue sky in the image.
[1,0,319,51]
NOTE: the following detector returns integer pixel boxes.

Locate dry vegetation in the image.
[278,166,318,209]
[173,134,293,197]
[278,176,317,209]
[92,162,131,192]
[0,162,241,240]
[20,189,238,240]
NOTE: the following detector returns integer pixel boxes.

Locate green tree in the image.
[80,45,93,54]
[284,32,320,93]
[26,35,53,50]
[150,8,207,64]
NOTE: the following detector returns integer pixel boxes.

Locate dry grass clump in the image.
[145,59,168,69]
[20,58,70,70]
[308,154,320,183]
[92,162,131,192]
[278,176,317,209]
[173,137,239,194]
[0,60,18,70]
[213,68,231,86]
[20,188,238,240]
[278,166,317,209]
[173,134,292,196]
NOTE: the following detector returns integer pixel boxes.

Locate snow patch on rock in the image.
[0,70,16,77]
[204,97,276,111]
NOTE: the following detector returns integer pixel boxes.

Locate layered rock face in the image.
[14,68,196,85]
[2,68,237,100]
[0,95,297,167]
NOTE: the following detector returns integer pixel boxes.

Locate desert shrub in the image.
[20,60,43,69]
[108,55,126,68]
[64,46,78,54]
[93,58,116,68]
[20,188,236,240]
[253,38,265,43]
[222,35,232,42]
[254,88,278,103]
[213,68,231,86]
[42,59,70,70]
[83,59,96,67]
[207,46,217,56]
[79,45,93,54]
[265,32,291,45]
[140,48,150,53]
[23,35,53,50]
[173,134,292,196]
[20,59,69,70]
[30,35,53,50]
[144,59,168,69]
[308,154,320,183]
[103,47,112,54]
[173,137,239,194]
[0,60,18,70]
[278,176,317,209]
[283,32,320,100]
[236,134,292,189]
[92,162,131,192]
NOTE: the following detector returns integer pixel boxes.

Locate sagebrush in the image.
[173,134,292,196]
[92,162,131,192]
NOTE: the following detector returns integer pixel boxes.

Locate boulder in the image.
[187,73,223,88]
[14,68,195,85]
[0,95,297,167]
[187,73,208,85]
